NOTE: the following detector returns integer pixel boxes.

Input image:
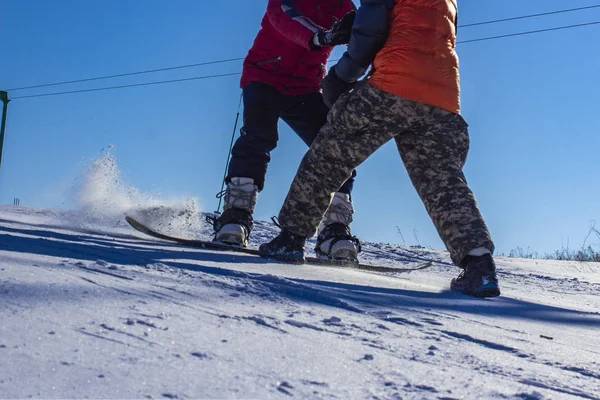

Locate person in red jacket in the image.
[209,0,360,262]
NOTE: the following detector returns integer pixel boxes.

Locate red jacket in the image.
[241,0,355,96]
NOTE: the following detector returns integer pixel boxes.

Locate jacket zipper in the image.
[256,56,283,74]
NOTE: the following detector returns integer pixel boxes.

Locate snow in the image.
[1,152,599,399]
[1,205,599,400]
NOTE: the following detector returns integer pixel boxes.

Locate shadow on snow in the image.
[1,222,599,328]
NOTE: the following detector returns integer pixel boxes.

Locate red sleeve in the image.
[266,0,323,49]
[347,0,357,13]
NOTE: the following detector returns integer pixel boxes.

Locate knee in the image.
[234,127,278,154]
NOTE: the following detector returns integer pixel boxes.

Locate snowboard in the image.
[125,215,433,274]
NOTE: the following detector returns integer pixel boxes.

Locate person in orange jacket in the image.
[259,0,501,298]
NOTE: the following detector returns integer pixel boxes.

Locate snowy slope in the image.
[1,205,599,400]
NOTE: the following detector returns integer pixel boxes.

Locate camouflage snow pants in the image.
[278,82,494,266]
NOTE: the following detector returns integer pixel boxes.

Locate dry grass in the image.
[506,222,600,262]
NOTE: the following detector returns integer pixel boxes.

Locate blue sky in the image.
[1,0,599,255]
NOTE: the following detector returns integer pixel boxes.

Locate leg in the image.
[281,92,358,260]
[280,92,356,195]
[227,82,281,191]
[214,83,281,245]
[278,83,410,238]
[394,107,494,266]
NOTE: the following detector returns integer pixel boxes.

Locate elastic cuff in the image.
[455,242,495,267]
[468,247,492,257]
[309,34,323,50]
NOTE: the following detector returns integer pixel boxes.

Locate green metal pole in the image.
[0,91,10,170]
[215,91,243,214]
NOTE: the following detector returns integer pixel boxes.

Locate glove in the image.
[321,65,356,108]
[311,10,356,48]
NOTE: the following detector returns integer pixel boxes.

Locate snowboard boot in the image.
[451,253,501,298]
[315,192,360,262]
[258,229,307,264]
[316,223,361,263]
[208,177,258,247]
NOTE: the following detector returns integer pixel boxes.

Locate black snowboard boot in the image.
[208,177,258,246]
[451,253,501,298]
[316,193,360,262]
[315,222,361,263]
[258,229,307,264]
[208,207,253,246]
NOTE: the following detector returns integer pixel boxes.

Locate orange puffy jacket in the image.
[370,0,460,114]
[335,0,460,114]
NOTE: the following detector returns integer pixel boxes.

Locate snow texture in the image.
[1,153,599,399]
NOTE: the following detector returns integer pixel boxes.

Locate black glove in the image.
[321,65,356,108]
[312,10,356,48]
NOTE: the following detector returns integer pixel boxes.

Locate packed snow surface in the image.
[1,152,599,399]
[1,205,599,400]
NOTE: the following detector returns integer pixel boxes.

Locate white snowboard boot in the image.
[315,192,360,262]
[210,177,258,247]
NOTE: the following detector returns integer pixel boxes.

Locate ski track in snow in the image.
[1,206,599,399]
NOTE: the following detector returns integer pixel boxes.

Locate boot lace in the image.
[318,223,362,254]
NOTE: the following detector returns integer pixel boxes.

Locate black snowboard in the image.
[125,216,433,274]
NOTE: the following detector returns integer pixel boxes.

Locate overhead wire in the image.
[10,73,242,99]
[459,4,600,28]
[7,4,600,100]
[6,58,245,92]
[458,20,600,44]
[7,4,600,93]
